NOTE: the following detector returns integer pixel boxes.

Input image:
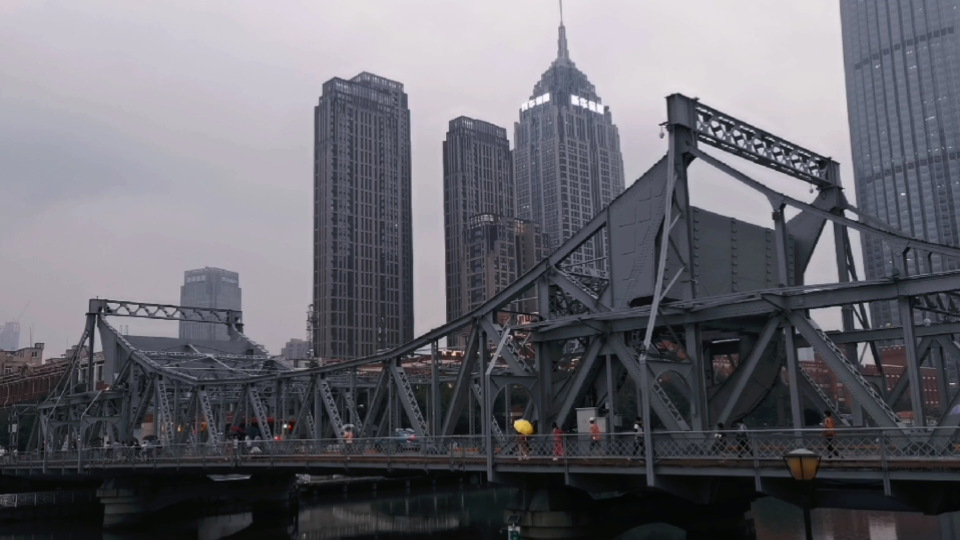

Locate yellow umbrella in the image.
[513,419,533,436]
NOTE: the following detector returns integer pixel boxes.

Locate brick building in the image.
[800,345,942,413]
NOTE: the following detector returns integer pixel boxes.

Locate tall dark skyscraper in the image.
[179,267,241,342]
[313,72,413,359]
[443,117,515,328]
[840,0,960,326]
[514,15,625,270]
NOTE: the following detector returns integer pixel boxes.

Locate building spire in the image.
[557,0,570,60]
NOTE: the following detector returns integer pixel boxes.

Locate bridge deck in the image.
[6,430,960,482]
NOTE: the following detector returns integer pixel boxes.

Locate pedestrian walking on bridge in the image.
[632,416,644,460]
[551,423,564,460]
[823,410,838,458]
[589,417,602,456]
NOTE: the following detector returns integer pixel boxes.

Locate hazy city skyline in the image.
[0,1,854,355]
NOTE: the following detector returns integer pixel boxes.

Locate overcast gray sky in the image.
[0,0,854,356]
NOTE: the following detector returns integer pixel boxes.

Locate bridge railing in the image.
[13,434,490,467]
[8,427,960,469]
[650,427,960,463]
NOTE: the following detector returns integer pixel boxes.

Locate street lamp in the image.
[783,448,820,540]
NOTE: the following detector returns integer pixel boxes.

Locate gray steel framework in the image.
[27,94,960,498]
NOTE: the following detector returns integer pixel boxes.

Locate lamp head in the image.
[783,448,821,481]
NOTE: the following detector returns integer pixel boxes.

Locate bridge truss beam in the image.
[24,94,960,494]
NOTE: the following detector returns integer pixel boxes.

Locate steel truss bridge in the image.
[11,94,960,517]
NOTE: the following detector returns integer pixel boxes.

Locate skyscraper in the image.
[0,322,19,351]
[464,214,544,315]
[179,267,242,342]
[840,0,960,326]
[514,15,625,270]
[314,72,413,359]
[443,117,516,328]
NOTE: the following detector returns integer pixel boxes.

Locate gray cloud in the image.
[0,0,855,356]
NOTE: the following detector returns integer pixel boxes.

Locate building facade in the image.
[443,117,516,329]
[464,214,544,315]
[0,322,19,351]
[514,19,625,270]
[281,338,311,363]
[802,347,943,420]
[0,342,44,376]
[178,267,242,342]
[314,72,413,359]
[840,0,960,326]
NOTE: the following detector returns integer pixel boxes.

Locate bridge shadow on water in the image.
[0,485,957,539]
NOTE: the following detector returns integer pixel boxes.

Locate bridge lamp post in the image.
[783,448,820,540]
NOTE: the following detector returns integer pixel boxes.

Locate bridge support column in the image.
[505,488,598,539]
[97,475,296,528]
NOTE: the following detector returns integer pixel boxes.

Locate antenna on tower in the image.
[559,0,563,24]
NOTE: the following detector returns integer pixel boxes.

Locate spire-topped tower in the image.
[513,6,625,268]
[557,0,570,60]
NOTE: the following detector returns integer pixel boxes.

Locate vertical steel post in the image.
[313,378,322,439]
[479,329,489,437]
[431,341,440,435]
[350,368,358,425]
[538,342,552,429]
[934,345,950,415]
[86,315,96,392]
[605,356,615,427]
[774,206,804,432]
[388,378,395,433]
[505,382,511,433]
[686,324,708,430]
[898,296,925,426]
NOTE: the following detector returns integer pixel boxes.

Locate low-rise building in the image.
[0,343,44,375]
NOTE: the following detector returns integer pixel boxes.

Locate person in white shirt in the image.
[632,416,644,459]
[735,421,750,458]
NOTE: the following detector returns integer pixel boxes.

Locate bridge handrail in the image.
[5,427,959,469]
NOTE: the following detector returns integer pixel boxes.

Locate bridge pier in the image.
[97,474,296,528]
[506,488,597,539]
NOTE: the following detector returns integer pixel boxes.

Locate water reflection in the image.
[293,485,511,539]
[0,484,957,539]
[749,498,943,540]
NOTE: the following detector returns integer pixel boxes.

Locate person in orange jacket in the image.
[822,410,838,458]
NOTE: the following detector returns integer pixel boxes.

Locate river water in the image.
[0,484,955,540]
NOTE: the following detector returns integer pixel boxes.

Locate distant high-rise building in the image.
[179,267,241,342]
[514,15,625,270]
[0,322,20,351]
[281,338,310,360]
[840,0,960,326]
[313,72,413,359]
[443,117,516,330]
[464,214,544,315]
[280,338,311,367]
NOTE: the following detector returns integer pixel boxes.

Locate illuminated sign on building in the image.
[570,95,604,114]
[520,93,551,111]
